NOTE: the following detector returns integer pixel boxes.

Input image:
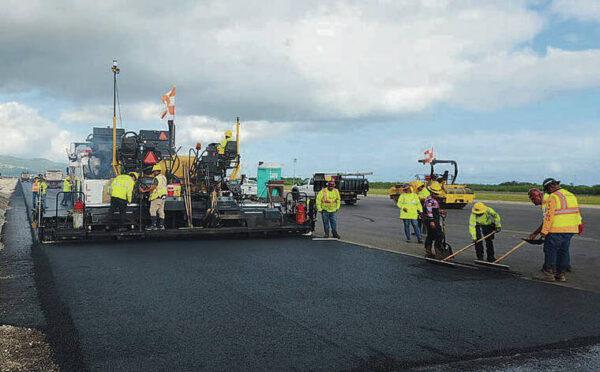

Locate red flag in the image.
[160,86,175,119]
[423,147,434,163]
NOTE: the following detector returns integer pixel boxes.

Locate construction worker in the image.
[109,172,138,230]
[423,183,444,258]
[316,180,341,239]
[140,165,168,230]
[397,184,423,243]
[469,202,502,262]
[415,181,430,234]
[527,188,549,240]
[39,177,48,209]
[61,176,72,207]
[539,178,582,282]
[217,130,233,155]
[31,177,40,208]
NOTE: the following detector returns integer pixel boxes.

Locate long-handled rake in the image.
[426,231,497,267]
[474,240,527,270]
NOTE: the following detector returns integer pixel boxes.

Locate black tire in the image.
[344,200,357,205]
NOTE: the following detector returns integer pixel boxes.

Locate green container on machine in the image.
[257,163,282,198]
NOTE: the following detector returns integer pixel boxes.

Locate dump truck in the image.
[388,159,474,209]
[44,170,64,188]
[20,172,31,182]
[296,172,371,205]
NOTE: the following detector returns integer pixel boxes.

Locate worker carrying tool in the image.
[397,184,423,243]
[61,176,72,207]
[316,180,341,239]
[469,202,501,262]
[217,130,233,155]
[423,183,444,258]
[140,165,168,230]
[109,172,138,231]
[527,188,549,239]
[539,178,582,282]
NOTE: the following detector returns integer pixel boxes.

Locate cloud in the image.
[551,0,600,22]
[0,102,74,160]
[59,102,164,123]
[1,0,599,122]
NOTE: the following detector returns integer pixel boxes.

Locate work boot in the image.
[425,246,435,258]
[417,239,423,244]
[146,217,157,231]
[555,272,566,282]
[332,232,340,239]
[487,256,496,263]
[323,233,329,239]
[539,267,555,282]
[158,218,165,231]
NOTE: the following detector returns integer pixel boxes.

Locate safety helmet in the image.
[427,183,443,195]
[542,178,559,191]
[129,172,139,179]
[402,183,412,190]
[472,202,488,214]
[414,181,425,189]
[225,130,233,138]
[152,165,162,172]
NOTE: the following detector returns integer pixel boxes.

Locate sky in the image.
[0,0,599,184]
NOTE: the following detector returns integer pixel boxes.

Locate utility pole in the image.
[293,158,297,184]
[111,59,120,176]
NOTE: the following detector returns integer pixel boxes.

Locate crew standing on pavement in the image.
[61,176,72,207]
[423,183,444,258]
[140,165,168,230]
[109,172,138,230]
[469,202,502,262]
[397,184,423,243]
[316,180,341,239]
[539,178,582,282]
[217,130,233,155]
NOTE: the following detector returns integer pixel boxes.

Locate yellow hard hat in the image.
[152,165,162,172]
[414,181,425,188]
[472,202,488,214]
[129,172,139,179]
[225,130,232,138]
[427,183,443,195]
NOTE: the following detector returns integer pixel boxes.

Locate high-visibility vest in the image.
[316,188,340,212]
[469,207,502,240]
[150,174,168,201]
[32,182,39,192]
[548,189,581,230]
[39,182,47,195]
[110,175,135,202]
[218,138,231,155]
[397,192,422,219]
[63,179,72,192]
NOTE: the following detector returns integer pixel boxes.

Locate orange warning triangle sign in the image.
[159,132,168,141]
[143,151,159,164]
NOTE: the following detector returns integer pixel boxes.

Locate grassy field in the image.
[368,188,600,205]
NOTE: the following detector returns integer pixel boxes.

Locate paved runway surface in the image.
[14,185,600,370]
[323,195,600,292]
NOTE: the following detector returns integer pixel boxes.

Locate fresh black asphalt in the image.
[9,186,600,370]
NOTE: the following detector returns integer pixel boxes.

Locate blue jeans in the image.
[32,192,39,207]
[321,210,338,235]
[41,194,47,209]
[402,219,421,241]
[543,233,573,273]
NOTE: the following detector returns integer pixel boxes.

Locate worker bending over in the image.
[141,165,168,230]
[109,172,138,231]
[217,130,233,155]
[469,202,501,262]
[527,188,549,239]
[539,178,582,282]
[61,176,72,207]
[423,183,444,258]
[316,180,341,239]
[397,184,423,243]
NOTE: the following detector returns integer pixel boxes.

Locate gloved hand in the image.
[496,227,501,233]
[402,207,408,213]
[528,233,538,240]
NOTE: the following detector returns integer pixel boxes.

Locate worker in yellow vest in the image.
[61,176,72,207]
[217,130,233,155]
[397,184,423,243]
[469,202,501,262]
[415,181,430,234]
[31,177,40,208]
[539,178,582,282]
[39,177,48,209]
[109,172,138,230]
[316,180,341,239]
[141,165,168,230]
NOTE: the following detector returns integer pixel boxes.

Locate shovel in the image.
[474,240,527,270]
[426,231,497,267]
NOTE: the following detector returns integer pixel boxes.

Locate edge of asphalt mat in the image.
[336,238,598,293]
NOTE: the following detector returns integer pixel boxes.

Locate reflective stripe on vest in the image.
[150,175,167,201]
[322,188,337,204]
[550,189,581,228]
[111,175,133,200]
